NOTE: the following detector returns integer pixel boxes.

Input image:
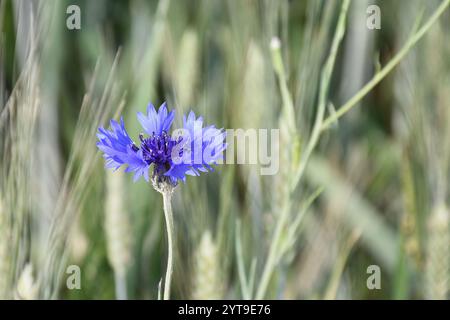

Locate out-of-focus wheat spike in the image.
[400,153,422,267]
[192,231,224,300]
[270,37,299,214]
[425,204,449,299]
[15,264,38,300]
[39,51,125,299]
[176,29,199,109]
[105,170,132,299]
[0,19,40,299]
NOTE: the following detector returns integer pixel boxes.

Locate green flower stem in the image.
[114,271,127,300]
[162,189,174,300]
[290,0,351,192]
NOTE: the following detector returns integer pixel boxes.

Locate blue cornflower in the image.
[96,102,226,185]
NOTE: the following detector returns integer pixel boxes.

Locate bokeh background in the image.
[0,0,449,299]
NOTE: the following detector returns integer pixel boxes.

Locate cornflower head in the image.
[96,102,227,300]
[96,102,227,189]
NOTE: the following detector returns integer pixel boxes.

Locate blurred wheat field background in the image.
[0,0,449,300]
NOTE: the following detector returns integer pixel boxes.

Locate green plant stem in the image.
[162,190,174,300]
[235,220,250,299]
[255,203,289,300]
[255,0,351,300]
[290,0,351,192]
[320,0,450,131]
[114,271,127,300]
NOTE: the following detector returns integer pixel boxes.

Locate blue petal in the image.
[138,102,175,135]
[167,110,227,183]
[97,118,149,182]
[164,163,190,183]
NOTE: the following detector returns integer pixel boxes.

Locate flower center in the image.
[139,131,176,169]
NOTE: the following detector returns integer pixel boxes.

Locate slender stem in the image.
[162,189,174,300]
[157,279,163,300]
[290,0,351,192]
[236,220,250,299]
[114,271,127,300]
[255,204,289,300]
